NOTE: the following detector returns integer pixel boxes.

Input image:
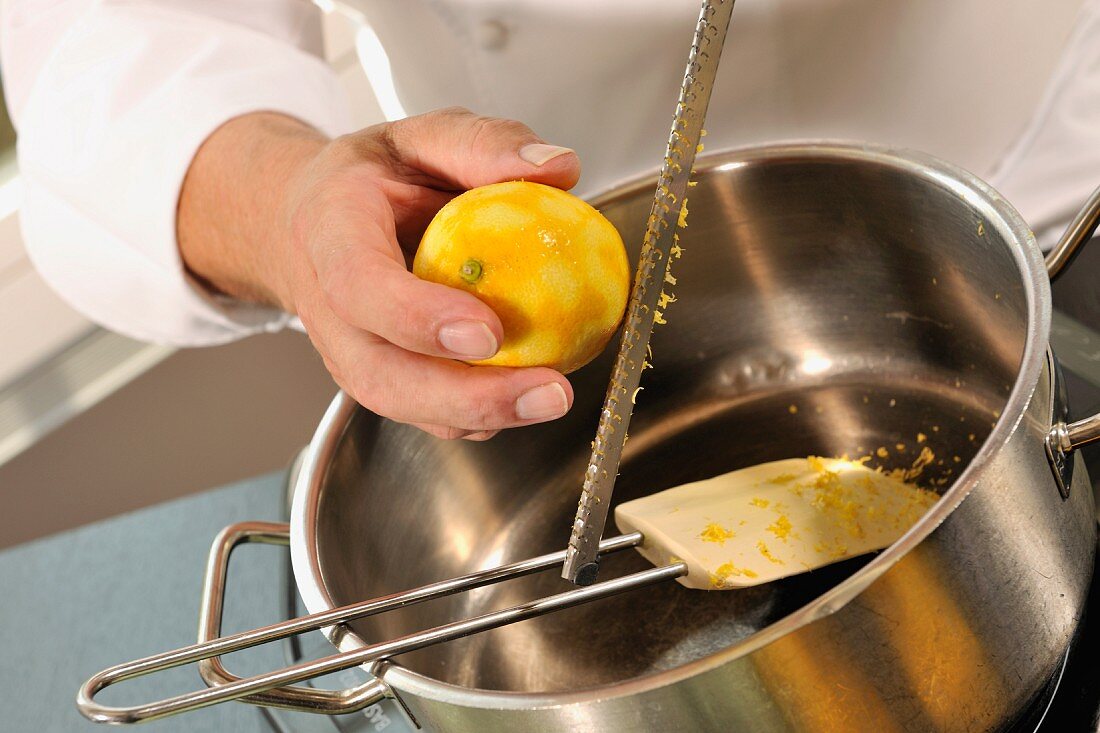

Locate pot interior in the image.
[311,146,1031,693]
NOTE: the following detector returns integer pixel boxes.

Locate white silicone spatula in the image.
[614,456,939,590]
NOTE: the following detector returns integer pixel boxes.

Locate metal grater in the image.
[562,0,736,585]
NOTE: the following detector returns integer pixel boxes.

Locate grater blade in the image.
[562,0,736,585]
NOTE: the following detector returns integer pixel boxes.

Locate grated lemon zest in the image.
[698,523,735,545]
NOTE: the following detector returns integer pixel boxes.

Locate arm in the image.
[2,0,348,344]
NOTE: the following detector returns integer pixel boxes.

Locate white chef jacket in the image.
[2,0,1098,347]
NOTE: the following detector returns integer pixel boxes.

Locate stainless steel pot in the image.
[287,143,1100,732]
[81,144,1100,731]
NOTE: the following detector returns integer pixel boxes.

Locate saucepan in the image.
[80,143,1100,731]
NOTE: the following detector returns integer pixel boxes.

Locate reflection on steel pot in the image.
[80,144,1100,731]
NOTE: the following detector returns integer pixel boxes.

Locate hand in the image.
[178,108,582,440]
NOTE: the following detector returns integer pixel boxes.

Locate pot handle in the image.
[1047,408,1100,499]
[1043,186,1100,497]
[76,521,390,724]
[75,521,677,724]
[195,521,390,715]
[1045,185,1100,281]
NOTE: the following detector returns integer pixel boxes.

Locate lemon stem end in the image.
[460,259,483,284]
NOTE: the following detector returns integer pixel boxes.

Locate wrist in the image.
[177,112,328,314]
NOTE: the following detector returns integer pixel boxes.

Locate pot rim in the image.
[290,140,1052,710]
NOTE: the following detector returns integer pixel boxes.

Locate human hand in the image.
[178,108,582,440]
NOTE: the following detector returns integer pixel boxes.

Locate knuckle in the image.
[460,373,515,427]
[316,130,391,175]
[390,108,472,158]
[467,116,525,150]
[395,308,429,349]
[432,106,475,122]
[399,292,443,345]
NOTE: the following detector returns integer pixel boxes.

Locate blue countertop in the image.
[1,472,290,732]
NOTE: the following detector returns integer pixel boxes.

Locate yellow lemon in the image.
[414,181,630,374]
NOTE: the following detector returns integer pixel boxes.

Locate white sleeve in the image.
[1,0,352,345]
[987,0,1100,252]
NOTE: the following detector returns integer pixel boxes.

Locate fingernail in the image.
[519,143,574,167]
[439,321,498,359]
[515,383,569,421]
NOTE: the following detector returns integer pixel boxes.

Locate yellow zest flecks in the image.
[858,475,880,496]
[887,445,937,483]
[678,198,690,228]
[766,473,797,485]
[709,562,758,588]
[767,515,793,542]
[788,404,799,415]
[758,541,784,564]
[917,432,927,444]
[699,523,735,545]
[750,497,770,509]
[814,539,850,560]
[806,467,865,539]
[876,447,889,458]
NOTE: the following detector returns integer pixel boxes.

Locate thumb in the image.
[383,107,581,191]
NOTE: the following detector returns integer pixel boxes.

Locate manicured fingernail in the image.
[519,143,574,167]
[515,383,569,421]
[439,321,498,359]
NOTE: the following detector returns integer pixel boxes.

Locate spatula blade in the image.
[614,457,939,590]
